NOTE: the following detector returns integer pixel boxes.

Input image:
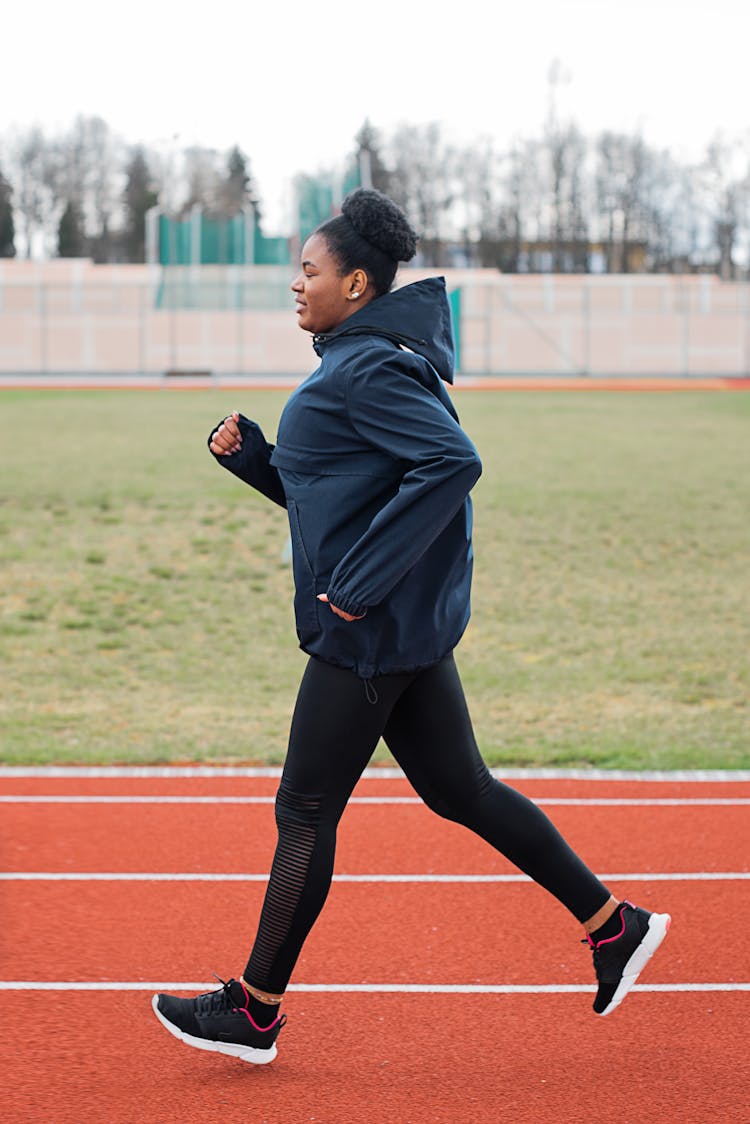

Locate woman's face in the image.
[291,233,366,334]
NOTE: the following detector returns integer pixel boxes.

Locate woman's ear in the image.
[347,269,369,301]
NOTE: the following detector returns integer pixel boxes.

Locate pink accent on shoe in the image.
[232,979,281,1032]
[235,1008,281,1031]
[590,901,630,948]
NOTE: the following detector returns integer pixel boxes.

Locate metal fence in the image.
[1,266,748,379]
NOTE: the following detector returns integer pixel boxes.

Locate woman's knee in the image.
[274,779,324,828]
[417,763,495,825]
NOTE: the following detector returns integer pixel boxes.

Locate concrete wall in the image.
[1,261,748,377]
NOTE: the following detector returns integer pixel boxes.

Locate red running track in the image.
[2,770,748,1123]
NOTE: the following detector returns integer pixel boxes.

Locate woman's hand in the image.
[317,594,366,622]
[210,412,243,455]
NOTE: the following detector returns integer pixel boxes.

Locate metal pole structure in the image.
[138,279,146,376]
[359,149,373,190]
[331,170,343,215]
[39,282,47,375]
[744,279,750,377]
[145,206,161,266]
[190,204,202,312]
[190,204,201,267]
[582,279,591,375]
[243,204,256,266]
[680,278,690,377]
[489,284,498,375]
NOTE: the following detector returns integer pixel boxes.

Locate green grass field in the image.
[0,388,747,768]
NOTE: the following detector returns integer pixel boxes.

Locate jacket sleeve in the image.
[207,414,287,508]
[326,355,482,617]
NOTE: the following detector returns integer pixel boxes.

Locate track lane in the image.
[3,992,745,1123]
[3,801,749,873]
[4,772,748,1123]
[2,880,742,984]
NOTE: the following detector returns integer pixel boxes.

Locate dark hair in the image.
[316,188,418,297]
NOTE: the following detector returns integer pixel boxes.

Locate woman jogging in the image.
[152,188,670,1065]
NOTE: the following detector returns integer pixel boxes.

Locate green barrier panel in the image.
[297,179,334,243]
[297,163,363,244]
[157,212,290,268]
[448,287,461,373]
[255,234,290,265]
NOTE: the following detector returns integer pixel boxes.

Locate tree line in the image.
[0,114,748,277]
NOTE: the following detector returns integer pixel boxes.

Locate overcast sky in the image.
[3,0,748,232]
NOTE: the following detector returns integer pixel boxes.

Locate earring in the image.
[351,292,360,299]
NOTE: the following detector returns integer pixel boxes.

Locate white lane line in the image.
[1,795,748,806]
[1,871,747,883]
[2,766,749,781]
[0,981,747,994]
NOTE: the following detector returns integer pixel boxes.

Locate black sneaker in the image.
[152,977,286,1064]
[584,901,671,1016]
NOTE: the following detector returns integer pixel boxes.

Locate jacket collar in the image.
[312,276,455,384]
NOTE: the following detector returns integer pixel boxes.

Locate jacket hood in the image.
[312,276,456,384]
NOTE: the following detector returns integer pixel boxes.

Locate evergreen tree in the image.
[217,146,260,218]
[57,198,86,257]
[0,168,15,257]
[123,146,159,262]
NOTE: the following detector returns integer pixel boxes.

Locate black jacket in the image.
[210,276,482,677]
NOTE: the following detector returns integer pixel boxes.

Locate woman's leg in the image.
[152,658,415,1059]
[383,653,611,922]
[242,658,414,997]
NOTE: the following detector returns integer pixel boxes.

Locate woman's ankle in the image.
[240,978,283,1026]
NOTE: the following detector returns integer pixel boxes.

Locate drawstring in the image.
[363,679,379,705]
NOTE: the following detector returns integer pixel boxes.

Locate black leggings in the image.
[244,653,610,994]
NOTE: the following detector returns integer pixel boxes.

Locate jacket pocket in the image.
[287,499,320,640]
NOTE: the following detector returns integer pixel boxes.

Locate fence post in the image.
[681,279,690,377]
[169,273,177,374]
[138,282,146,376]
[582,280,591,375]
[237,280,244,377]
[39,282,47,374]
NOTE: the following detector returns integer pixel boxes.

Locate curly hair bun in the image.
[342,188,418,263]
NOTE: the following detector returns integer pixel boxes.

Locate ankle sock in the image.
[590,903,625,944]
[247,995,280,1027]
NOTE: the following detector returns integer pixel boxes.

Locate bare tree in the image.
[541,62,590,271]
[387,122,457,266]
[73,115,120,261]
[700,134,749,279]
[179,146,223,216]
[672,165,706,270]
[7,117,122,259]
[544,123,590,271]
[636,148,685,271]
[2,110,746,275]
[495,140,546,272]
[11,127,55,257]
[453,137,498,266]
[594,131,656,272]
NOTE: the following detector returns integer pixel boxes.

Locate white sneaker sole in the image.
[597,911,672,1017]
[151,994,278,1064]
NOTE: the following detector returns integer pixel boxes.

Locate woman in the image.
[152,189,670,1065]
